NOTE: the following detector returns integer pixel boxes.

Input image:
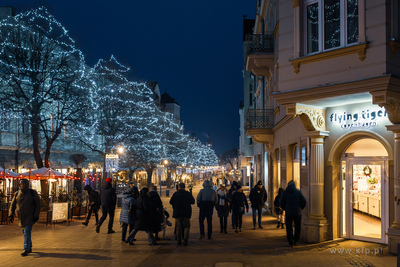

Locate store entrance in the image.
[340,138,388,244]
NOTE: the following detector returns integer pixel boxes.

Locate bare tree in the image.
[0,7,89,193]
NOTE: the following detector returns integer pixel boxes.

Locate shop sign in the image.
[329,107,387,129]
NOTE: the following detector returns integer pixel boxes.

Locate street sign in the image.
[106,154,119,172]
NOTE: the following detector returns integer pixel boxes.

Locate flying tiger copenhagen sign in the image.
[329,107,388,129]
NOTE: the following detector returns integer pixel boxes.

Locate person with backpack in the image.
[119,187,137,242]
[8,179,41,256]
[82,185,101,226]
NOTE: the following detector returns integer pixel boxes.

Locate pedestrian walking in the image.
[196,180,217,240]
[274,188,285,229]
[148,185,164,241]
[119,187,137,242]
[82,185,101,226]
[216,185,230,233]
[96,177,117,234]
[125,187,157,245]
[249,180,267,229]
[228,180,238,229]
[212,182,218,191]
[8,179,41,256]
[279,180,306,247]
[169,183,195,246]
[231,185,249,233]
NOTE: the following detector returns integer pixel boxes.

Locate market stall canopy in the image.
[20,167,72,180]
[0,167,20,178]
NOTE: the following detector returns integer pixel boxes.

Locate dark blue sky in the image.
[3,0,255,156]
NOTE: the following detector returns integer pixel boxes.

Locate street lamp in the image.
[160,159,169,196]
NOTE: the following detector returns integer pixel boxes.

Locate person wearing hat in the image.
[230,185,249,233]
[96,177,117,234]
[8,179,41,256]
[82,185,101,226]
[249,180,268,229]
[279,180,306,247]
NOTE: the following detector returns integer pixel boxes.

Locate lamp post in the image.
[160,159,169,196]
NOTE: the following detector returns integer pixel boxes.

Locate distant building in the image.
[206,133,213,150]
[161,92,181,124]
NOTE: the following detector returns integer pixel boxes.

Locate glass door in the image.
[348,160,383,242]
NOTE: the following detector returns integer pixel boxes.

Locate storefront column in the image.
[386,124,400,254]
[303,131,329,243]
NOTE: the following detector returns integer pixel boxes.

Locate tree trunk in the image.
[146,167,154,188]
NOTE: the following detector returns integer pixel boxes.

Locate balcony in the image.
[245,109,274,149]
[245,109,274,130]
[245,34,274,54]
[245,34,274,77]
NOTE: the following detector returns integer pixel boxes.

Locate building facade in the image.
[243,0,400,253]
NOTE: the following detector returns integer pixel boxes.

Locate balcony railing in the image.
[245,34,274,54]
[245,109,274,130]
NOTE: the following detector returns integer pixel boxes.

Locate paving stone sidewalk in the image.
[0,184,396,267]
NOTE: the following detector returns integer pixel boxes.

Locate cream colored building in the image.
[244,0,400,253]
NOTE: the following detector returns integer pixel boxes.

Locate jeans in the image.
[22,225,33,251]
[98,207,115,230]
[85,206,99,224]
[233,210,243,229]
[231,212,237,228]
[285,214,302,245]
[126,228,156,244]
[199,209,213,238]
[175,217,191,242]
[252,207,262,226]
[121,223,133,240]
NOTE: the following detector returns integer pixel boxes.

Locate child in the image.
[274,188,285,228]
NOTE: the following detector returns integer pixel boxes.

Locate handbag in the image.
[239,206,245,214]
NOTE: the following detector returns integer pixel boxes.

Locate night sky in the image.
[1,0,255,156]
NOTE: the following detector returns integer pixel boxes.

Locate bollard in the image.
[166,190,169,197]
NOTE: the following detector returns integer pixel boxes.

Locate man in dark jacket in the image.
[96,178,117,234]
[82,185,101,226]
[280,180,306,247]
[228,180,238,229]
[249,180,268,229]
[169,183,195,246]
[9,179,41,256]
[196,180,217,240]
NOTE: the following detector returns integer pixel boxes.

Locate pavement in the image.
[0,184,397,267]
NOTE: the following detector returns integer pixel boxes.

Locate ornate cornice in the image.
[289,43,367,74]
[371,90,400,124]
[286,104,326,131]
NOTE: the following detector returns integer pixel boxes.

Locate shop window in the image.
[301,147,307,166]
[293,145,300,189]
[304,0,359,54]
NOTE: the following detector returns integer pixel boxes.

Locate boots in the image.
[276,222,280,228]
[82,221,88,226]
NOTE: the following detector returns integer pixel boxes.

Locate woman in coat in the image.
[231,185,249,233]
[125,187,157,245]
[216,185,230,233]
[119,187,137,242]
[274,188,285,229]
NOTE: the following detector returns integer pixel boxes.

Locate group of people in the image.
[8,176,306,256]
